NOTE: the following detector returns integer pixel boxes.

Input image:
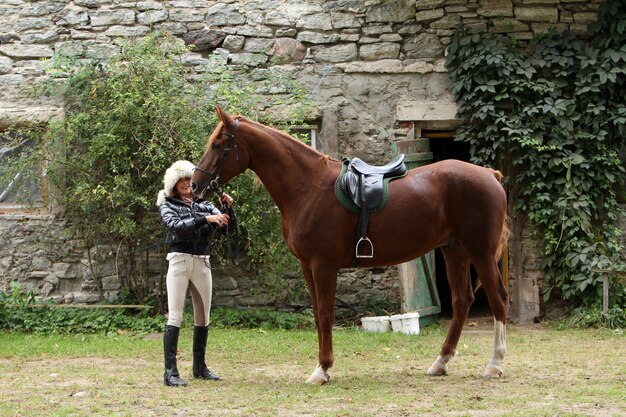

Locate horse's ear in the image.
[215,107,233,128]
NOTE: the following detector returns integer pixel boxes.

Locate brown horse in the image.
[192,107,510,384]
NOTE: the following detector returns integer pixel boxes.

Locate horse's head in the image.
[192,107,249,198]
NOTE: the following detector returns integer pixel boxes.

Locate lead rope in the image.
[218,191,240,266]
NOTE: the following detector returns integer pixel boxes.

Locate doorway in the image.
[425,130,492,317]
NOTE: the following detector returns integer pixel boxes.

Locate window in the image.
[0,130,42,212]
[285,123,319,149]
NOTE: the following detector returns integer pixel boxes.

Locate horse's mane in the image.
[205,120,224,151]
[240,116,338,164]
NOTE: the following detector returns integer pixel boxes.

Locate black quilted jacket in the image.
[159,196,222,255]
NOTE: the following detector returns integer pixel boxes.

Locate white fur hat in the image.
[156,160,195,206]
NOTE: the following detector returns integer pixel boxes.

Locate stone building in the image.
[0,0,608,323]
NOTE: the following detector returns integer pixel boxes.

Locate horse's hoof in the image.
[306,365,330,385]
[483,367,503,378]
[426,363,447,376]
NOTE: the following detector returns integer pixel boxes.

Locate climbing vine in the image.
[446,0,626,307]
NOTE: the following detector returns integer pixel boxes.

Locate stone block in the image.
[137,10,168,25]
[359,42,400,61]
[101,275,121,291]
[414,8,445,22]
[271,37,306,63]
[383,33,405,43]
[14,17,54,32]
[183,29,226,52]
[265,11,292,26]
[0,56,13,74]
[367,0,416,23]
[244,37,275,54]
[223,34,245,50]
[416,0,446,10]
[310,43,358,63]
[573,12,597,25]
[331,12,362,29]
[103,26,150,37]
[137,1,165,11]
[206,3,246,26]
[154,22,187,35]
[515,7,559,23]
[489,18,529,33]
[236,25,273,38]
[401,33,443,59]
[431,14,461,29]
[362,24,393,36]
[89,10,135,26]
[0,44,53,58]
[73,292,101,303]
[478,0,514,17]
[19,2,65,16]
[169,8,204,23]
[180,53,209,66]
[296,31,340,44]
[20,29,60,44]
[229,52,268,67]
[296,13,333,31]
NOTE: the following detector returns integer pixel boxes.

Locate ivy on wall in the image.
[445,0,626,307]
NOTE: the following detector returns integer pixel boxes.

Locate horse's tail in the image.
[491,169,510,261]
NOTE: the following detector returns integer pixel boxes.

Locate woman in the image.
[156,160,233,387]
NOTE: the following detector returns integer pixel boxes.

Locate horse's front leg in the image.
[301,262,338,385]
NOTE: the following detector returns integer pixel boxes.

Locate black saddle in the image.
[348,154,407,176]
[337,154,407,260]
[341,154,407,211]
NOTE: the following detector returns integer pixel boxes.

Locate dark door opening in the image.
[426,131,492,318]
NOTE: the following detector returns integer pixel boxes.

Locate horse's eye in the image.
[212,143,221,150]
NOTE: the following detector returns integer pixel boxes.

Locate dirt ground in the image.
[1,318,624,417]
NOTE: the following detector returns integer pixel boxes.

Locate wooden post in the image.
[603,275,609,314]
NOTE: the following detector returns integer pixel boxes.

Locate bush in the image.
[210,307,315,331]
[553,305,626,330]
[0,283,315,334]
[0,283,162,335]
[1,32,314,307]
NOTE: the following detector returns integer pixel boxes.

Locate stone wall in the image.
[0,0,604,319]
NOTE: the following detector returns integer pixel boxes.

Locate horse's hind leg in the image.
[472,257,508,378]
[427,246,473,376]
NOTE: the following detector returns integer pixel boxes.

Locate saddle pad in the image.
[334,157,407,214]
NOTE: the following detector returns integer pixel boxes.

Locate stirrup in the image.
[356,237,374,258]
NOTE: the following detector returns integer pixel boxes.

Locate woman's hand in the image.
[206,213,230,227]
[219,193,234,207]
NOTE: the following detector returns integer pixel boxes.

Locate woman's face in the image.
[175,177,192,197]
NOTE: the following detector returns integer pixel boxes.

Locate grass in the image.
[0,319,624,417]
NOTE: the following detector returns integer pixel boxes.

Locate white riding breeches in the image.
[165,253,213,328]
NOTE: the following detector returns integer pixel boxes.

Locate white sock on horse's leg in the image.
[426,353,454,376]
[484,319,506,378]
[306,364,330,385]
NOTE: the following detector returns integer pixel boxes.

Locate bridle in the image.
[193,118,241,198]
[193,118,242,266]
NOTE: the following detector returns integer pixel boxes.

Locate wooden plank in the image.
[7,304,150,309]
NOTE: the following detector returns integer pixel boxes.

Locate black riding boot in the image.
[163,325,187,387]
[192,325,221,380]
